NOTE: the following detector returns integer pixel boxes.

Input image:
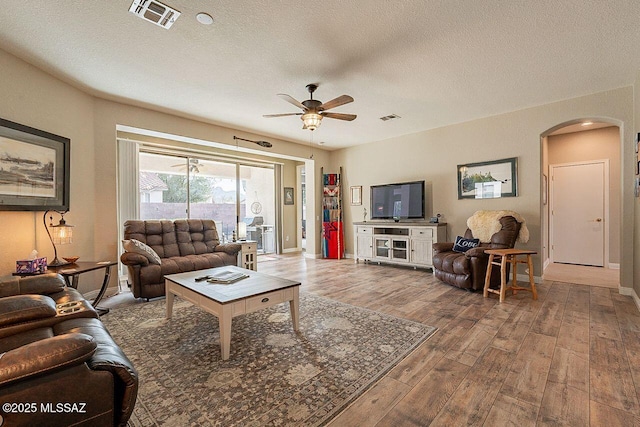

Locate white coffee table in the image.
[165,266,300,360]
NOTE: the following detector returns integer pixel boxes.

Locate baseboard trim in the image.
[304,252,321,259]
[608,263,620,270]
[619,286,640,313]
[282,247,300,254]
[516,273,543,284]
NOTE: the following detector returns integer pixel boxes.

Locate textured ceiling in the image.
[1,1,640,149]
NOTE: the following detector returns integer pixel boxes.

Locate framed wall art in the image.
[350,186,362,205]
[0,118,70,210]
[457,157,517,199]
[284,187,294,205]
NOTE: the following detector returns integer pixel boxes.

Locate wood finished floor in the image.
[106,254,640,426]
[543,262,619,289]
[257,255,640,426]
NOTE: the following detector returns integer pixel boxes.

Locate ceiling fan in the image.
[171,158,200,173]
[263,84,356,131]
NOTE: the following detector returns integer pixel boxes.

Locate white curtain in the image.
[116,139,139,278]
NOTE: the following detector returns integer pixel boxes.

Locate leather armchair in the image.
[0,274,138,427]
[432,216,522,291]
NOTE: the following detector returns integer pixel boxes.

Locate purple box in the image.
[16,257,48,274]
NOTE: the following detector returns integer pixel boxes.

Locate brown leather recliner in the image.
[0,274,138,427]
[432,216,522,291]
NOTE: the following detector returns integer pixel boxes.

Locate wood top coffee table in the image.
[165,266,300,360]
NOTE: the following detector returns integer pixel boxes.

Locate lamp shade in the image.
[237,221,247,240]
[51,221,73,244]
[301,112,322,131]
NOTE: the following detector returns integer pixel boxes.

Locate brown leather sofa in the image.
[432,216,522,291]
[0,273,138,427]
[121,219,242,299]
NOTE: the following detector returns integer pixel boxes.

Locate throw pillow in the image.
[452,236,480,253]
[122,239,162,265]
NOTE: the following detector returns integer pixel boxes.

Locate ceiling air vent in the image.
[129,0,181,29]
[379,114,401,122]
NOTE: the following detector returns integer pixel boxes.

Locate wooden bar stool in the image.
[483,249,537,302]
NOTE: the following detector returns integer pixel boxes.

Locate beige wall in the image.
[0,48,97,290]
[0,46,637,293]
[331,87,634,288]
[0,48,329,294]
[282,160,298,251]
[634,70,640,298]
[547,126,621,264]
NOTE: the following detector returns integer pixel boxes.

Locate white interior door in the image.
[550,161,606,266]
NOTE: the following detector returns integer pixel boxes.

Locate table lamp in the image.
[237,221,247,241]
[44,210,74,266]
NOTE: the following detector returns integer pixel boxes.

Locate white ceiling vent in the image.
[379,114,401,122]
[129,0,181,29]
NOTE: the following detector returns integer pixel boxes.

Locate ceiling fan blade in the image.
[277,94,307,110]
[322,112,357,121]
[319,95,353,111]
[263,113,303,118]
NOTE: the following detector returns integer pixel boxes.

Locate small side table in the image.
[483,249,537,303]
[237,240,258,271]
[49,261,117,315]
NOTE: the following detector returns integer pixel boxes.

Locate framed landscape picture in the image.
[457,157,517,199]
[0,118,70,210]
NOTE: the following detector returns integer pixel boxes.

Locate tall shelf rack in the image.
[321,166,344,259]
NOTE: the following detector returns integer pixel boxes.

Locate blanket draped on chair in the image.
[467,210,529,243]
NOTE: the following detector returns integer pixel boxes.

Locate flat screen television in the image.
[370,180,425,221]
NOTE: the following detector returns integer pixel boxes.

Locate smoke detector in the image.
[129,0,181,29]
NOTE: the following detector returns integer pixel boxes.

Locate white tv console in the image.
[353,221,447,269]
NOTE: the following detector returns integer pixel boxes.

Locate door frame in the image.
[548,159,609,267]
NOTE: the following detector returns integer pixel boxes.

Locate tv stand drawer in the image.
[357,226,373,235]
[410,228,433,238]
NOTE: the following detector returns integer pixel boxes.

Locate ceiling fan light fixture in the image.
[265,84,354,130]
[302,112,322,131]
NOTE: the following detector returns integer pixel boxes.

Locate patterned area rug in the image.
[103,294,437,426]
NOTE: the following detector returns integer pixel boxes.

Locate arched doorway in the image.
[540,119,621,287]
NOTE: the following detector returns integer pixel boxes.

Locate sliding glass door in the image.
[240,165,275,254]
[139,152,188,220]
[188,158,237,242]
[138,151,275,252]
